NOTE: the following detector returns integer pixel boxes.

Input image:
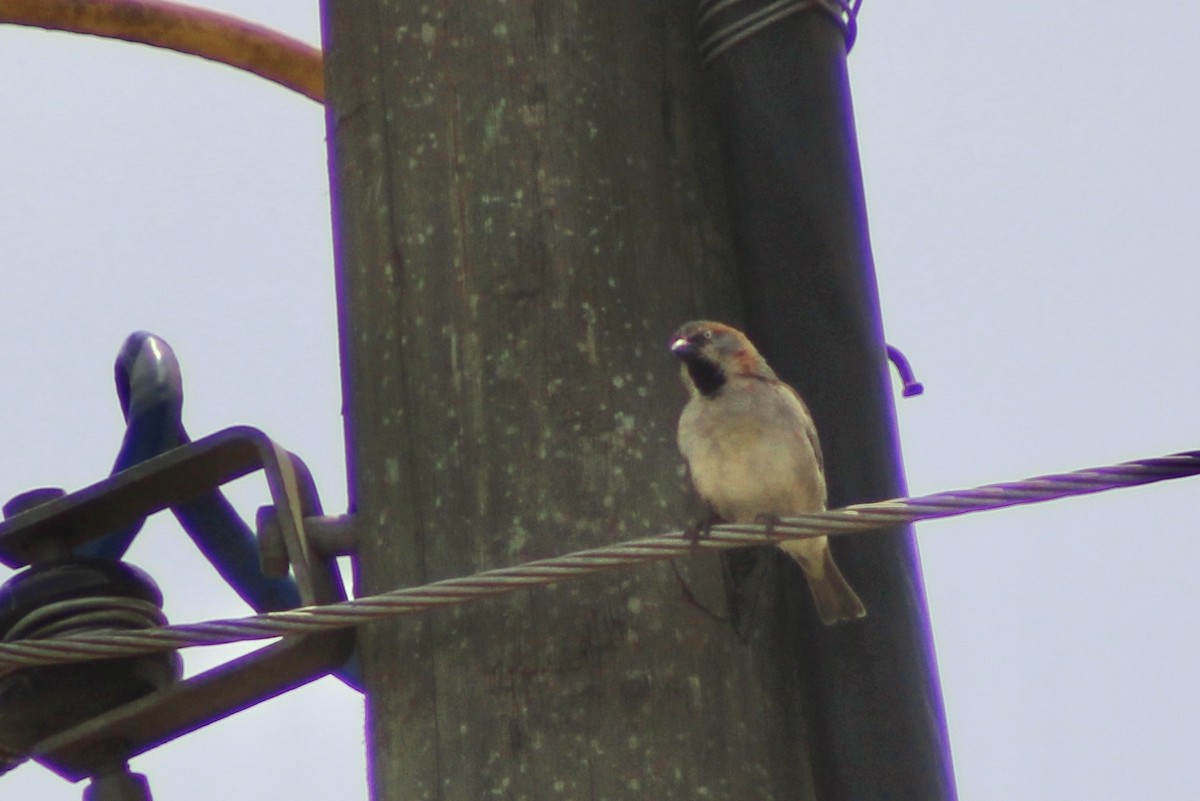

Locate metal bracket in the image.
[0,426,354,781]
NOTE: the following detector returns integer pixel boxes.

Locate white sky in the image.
[2,2,1198,799]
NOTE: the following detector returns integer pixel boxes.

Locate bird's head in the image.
[669,321,774,396]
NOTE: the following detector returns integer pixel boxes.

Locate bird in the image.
[670,320,866,625]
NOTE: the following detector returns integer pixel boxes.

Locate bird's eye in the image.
[702,330,713,340]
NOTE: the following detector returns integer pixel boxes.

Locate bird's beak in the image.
[670,336,695,358]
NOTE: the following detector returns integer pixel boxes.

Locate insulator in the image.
[0,559,181,763]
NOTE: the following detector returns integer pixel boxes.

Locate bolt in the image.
[255,506,291,579]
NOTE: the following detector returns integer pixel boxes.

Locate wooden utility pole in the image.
[321,2,953,800]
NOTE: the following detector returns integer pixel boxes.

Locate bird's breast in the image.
[677,382,825,522]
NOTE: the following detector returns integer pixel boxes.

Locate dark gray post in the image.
[703,8,957,801]
[321,2,953,800]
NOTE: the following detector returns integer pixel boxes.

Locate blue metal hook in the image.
[76,332,361,690]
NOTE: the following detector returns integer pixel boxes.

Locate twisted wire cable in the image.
[3,597,166,643]
[1,449,1197,673]
[698,0,863,65]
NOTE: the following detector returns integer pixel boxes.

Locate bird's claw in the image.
[754,513,780,542]
[684,514,721,545]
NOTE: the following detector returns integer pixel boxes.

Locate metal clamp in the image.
[0,426,354,782]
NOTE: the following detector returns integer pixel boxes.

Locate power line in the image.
[1,448,1196,673]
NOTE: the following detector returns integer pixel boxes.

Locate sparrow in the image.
[670,320,866,625]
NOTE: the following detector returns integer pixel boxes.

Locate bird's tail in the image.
[779,536,867,625]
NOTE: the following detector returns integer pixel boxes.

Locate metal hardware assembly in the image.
[0,426,354,784]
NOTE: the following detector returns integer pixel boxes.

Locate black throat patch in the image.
[686,357,726,397]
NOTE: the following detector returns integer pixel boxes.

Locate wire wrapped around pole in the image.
[697,0,863,65]
[0,449,1197,673]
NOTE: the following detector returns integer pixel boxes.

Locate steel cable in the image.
[0,450,1196,673]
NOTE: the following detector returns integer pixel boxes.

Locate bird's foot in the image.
[684,513,722,545]
[754,513,781,542]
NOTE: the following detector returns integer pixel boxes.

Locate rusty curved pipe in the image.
[0,0,324,102]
